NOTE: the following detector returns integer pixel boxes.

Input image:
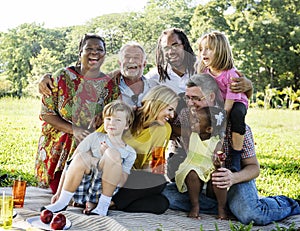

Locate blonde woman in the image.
[109,85,180,214]
[124,85,179,169]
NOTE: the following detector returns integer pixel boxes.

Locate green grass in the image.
[0,97,41,186]
[0,97,300,200]
[245,108,300,199]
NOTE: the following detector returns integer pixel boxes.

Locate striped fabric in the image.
[3,187,300,231]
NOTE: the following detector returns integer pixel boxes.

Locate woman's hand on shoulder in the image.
[38,73,54,97]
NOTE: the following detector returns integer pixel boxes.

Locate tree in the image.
[190,0,300,92]
[25,47,63,97]
[190,1,230,43]
[0,23,70,97]
[140,0,195,62]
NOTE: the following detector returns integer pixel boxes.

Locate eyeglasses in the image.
[162,43,183,52]
[184,95,206,102]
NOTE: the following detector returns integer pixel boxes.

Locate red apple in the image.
[40,209,53,224]
[50,213,66,230]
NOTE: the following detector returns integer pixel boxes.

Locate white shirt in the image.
[145,65,190,94]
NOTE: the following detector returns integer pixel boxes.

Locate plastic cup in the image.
[151,147,166,174]
[0,195,13,229]
[12,180,27,208]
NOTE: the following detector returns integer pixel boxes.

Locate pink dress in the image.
[205,68,248,108]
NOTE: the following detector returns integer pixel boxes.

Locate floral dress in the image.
[35,66,119,187]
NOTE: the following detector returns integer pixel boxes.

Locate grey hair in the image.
[119,41,146,61]
[186,73,224,107]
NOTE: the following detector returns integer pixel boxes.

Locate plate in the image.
[26,215,72,230]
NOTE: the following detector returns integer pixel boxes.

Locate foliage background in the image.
[0,0,299,106]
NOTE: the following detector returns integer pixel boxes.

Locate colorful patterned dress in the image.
[35,66,119,187]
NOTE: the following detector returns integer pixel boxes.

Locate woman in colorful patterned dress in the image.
[35,33,119,194]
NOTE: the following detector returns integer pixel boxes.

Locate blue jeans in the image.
[227,180,300,225]
[162,180,300,225]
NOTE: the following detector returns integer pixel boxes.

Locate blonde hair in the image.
[131,85,179,135]
[196,31,234,74]
[103,100,134,128]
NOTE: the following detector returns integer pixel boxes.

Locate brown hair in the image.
[103,100,134,128]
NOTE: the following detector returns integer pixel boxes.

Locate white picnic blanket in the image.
[2,187,300,231]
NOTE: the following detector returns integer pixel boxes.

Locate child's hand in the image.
[213,151,226,169]
[217,151,226,162]
[100,141,109,155]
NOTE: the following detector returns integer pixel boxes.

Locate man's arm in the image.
[211,156,260,189]
[231,71,253,98]
[38,73,54,97]
[231,156,260,185]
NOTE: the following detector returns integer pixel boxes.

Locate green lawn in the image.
[0,97,299,200]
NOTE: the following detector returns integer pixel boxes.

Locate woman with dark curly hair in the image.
[35,33,119,194]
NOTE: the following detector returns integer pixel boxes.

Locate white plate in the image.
[26,215,71,230]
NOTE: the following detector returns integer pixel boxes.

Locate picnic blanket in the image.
[2,187,300,231]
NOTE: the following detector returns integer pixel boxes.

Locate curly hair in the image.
[156,28,196,82]
[196,106,226,138]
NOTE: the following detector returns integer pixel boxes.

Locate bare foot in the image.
[217,207,228,220]
[72,201,85,208]
[109,200,117,210]
[188,206,201,219]
[218,215,228,220]
[83,202,96,215]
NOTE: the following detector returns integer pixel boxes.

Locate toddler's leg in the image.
[91,148,123,216]
[211,177,228,220]
[43,151,93,212]
[230,102,247,172]
[185,170,203,219]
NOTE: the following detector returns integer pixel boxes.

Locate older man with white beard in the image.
[111,41,158,109]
